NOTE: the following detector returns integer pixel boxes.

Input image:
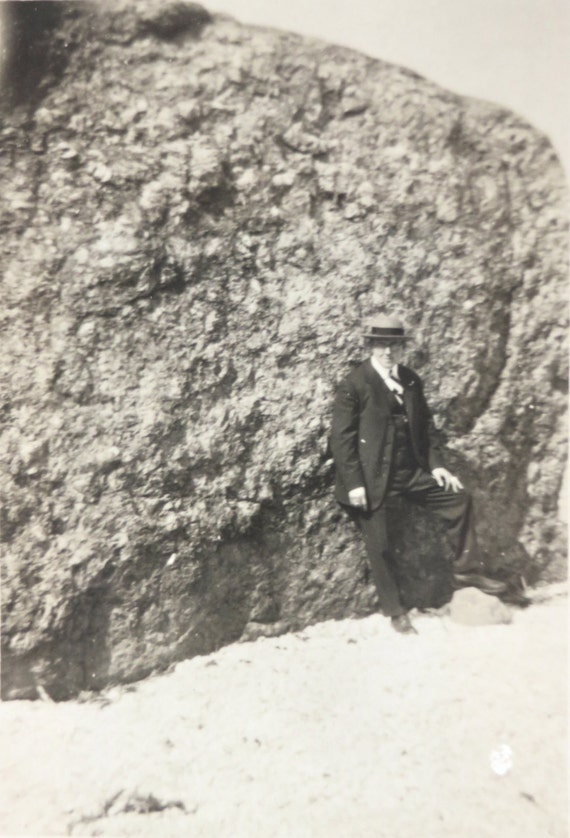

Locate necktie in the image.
[388,367,404,397]
[370,357,404,400]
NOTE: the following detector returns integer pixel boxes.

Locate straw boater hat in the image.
[363,314,411,341]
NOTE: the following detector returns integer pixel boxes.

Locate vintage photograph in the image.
[0,0,568,835]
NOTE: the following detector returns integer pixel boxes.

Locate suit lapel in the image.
[399,365,417,426]
[363,359,392,408]
[364,359,403,411]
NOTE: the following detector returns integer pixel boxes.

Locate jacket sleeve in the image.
[330,376,365,491]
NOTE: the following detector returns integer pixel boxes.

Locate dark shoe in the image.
[391,614,418,635]
[453,573,508,595]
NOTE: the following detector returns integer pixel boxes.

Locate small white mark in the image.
[490,744,513,776]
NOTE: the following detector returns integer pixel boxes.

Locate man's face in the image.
[371,340,405,368]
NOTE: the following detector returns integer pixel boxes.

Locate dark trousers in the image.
[347,468,484,617]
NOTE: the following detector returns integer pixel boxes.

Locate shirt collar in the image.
[370,356,399,381]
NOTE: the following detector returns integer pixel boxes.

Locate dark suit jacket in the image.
[330,360,444,510]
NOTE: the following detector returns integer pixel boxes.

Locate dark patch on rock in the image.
[0,1,83,106]
[137,2,212,41]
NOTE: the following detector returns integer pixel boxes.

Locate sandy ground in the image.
[0,593,567,838]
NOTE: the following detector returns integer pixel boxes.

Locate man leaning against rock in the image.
[330,314,507,635]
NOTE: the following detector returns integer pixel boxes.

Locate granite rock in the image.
[0,0,567,698]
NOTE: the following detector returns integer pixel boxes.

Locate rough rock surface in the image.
[0,0,567,699]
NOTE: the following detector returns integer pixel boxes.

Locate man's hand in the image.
[431,467,463,493]
[348,486,368,510]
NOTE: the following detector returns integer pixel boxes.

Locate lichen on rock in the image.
[0,0,567,699]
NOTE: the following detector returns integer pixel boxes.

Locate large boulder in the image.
[1,0,567,699]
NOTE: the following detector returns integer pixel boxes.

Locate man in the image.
[330,313,506,635]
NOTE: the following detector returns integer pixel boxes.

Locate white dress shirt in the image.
[370,356,404,401]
